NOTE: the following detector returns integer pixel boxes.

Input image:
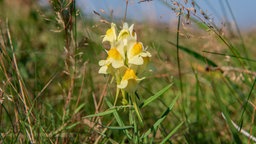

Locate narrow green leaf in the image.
[141,95,180,139]
[104,125,133,130]
[160,122,183,144]
[131,94,143,124]
[108,138,119,144]
[66,122,80,130]
[106,99,124,126]
[211,81,242,143]
[140,83,173,108]
[84,108,116,118]
[74,103,85,114]
[142,116,166,138]
[176,8,183,93]
[194,20,209,30]
[106,98,132,139]
[239,77,256,127]
[202,51,256,62]
[168,41,218,67]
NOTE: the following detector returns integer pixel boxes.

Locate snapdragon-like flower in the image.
[99,22,151,94]
[117,68,143,93]
[98,47,125,74]
[118,23,136,46]
[127,42,151,66]
[102,23,117,45]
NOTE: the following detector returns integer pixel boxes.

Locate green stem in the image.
[121,90,128,105]
[129,94,140,143]
[131,93,143,124]
[114,87,120,106]
[176,9,183,93]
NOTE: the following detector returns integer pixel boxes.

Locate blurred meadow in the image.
[0,0,256,143]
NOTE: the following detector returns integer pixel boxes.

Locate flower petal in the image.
[102,23,117,43]
[99,65,108,74]
[111,60,124,68]
[99,60,107,66]
[117,80,128,89]
[128,56,144,65]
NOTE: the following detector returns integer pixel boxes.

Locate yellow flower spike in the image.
[99,22,151,113]
[102,23,117,44]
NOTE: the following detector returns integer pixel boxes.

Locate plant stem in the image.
[176,9,183,93]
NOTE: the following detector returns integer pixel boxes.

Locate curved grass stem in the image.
[131,93,143,124]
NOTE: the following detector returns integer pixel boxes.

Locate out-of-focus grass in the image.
[0,0,256,143]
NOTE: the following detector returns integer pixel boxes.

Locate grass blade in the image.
[131,94,143,124]
[66,122,80,130]
[168,41,218,67]
[74,103,86,114]
[104,126,133,130]
[176,9,183,93]
[239,77,256,129]
[140,83,173,108]
[105,98,132,139]
[211,80,242,144]
[141,95,180,139]
[202,51,256,62]
[84,108,116,118]
[224,0,248,58]
[160,122,183,144]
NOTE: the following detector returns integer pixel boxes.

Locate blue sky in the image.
[77,0,256,30]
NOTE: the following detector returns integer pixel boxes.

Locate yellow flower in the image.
[98,47,125,74]
[102,23,117,44]
[117,68,143,93]
[118,23,136,46]
[99,22,151,92]
[127,42,151,66]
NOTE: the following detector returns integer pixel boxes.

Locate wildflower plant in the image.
[87,22,179,143]
[99,22,151,122]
